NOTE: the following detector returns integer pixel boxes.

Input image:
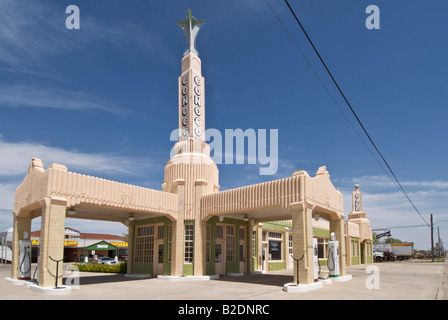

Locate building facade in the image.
[9,10,371,288]
[29,227,128,263]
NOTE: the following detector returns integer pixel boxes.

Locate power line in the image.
[263,0,396,189]
[265,0,430,227]
[282,0,429,227]
[372,225,428,231]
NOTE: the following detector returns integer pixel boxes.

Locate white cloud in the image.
[0,136,156,177]
[0,85,129,116]
[402,180,448,189]
[0,0,174,75]
[0,183,16,211]
[338,174,448,190]
[0,1,168,116]
[0,136,162,231]
[339,174,448,250]
[0,0,64,74]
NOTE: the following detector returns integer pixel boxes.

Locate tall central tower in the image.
[177,9,206,142]
[163,10,219,276]
[178,51,205,142]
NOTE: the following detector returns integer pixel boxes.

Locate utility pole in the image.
[430,214,434,262]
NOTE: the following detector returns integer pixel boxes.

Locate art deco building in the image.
[9,10,372,289]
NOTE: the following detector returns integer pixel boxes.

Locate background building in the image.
[30,227,127,263]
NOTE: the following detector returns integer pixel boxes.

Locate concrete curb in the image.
[157,275,219,281]
[283,281,323,293]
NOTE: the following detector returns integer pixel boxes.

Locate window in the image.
[317,238,326,259]
[239,227,245,240]
[206,225,211,263]
[157,225,164,239]
[135,225,154,263]
[268,231,282,239]
[137,225,154,237]
[269,240,282,260]
[352,240,358,257]
[168,226,172,263]
[158,244,164,263]
[268,231,282,261]
[226,225,235,262]
[215,243,222,262]
[185,224,194,263]
[288,234,293,255]
[239,227,245,263]
[252,231,256,257]
[216,225,223,239]
[239,244,244,262]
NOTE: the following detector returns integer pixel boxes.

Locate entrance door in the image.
[239,243,245,273]
[215,242,225,275]
[155,242,164,276]
[239,227,246,274]
[361,243,365,264]
[262,244,268,272]
[288,234,294,269]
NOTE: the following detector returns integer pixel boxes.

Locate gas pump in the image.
[18,231,31,280]
[328,232,340,278]
[313,238,318,282]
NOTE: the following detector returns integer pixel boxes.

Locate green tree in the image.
[385,237,402,244]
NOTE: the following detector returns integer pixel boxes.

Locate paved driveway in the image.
[1,260,446,300]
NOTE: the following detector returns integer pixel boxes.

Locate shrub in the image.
[72,262,127,274]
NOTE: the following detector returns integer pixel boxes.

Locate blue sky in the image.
[0,0,447,250]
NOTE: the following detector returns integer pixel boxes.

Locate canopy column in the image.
[38,196,67,287]
[290,202,314,285]
[10,213,32,280]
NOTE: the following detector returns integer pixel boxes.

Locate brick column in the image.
[290,202,314,284]
[38,196,67,287]
[10,213,32,280]
[330,218,347,277]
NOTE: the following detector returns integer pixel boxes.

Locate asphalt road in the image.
[1,260,446,301]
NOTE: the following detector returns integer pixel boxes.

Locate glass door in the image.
[155,243,164,276]
[215,243,224,275]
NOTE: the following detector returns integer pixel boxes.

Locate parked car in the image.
[99,257,118,265]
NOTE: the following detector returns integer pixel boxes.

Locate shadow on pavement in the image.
[65,271,294,287]
[64,273,146,286]
[215,273,293,287]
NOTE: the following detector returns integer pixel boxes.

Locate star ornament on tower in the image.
[177,9,205,57]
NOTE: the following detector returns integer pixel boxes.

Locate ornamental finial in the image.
[177,9,205,57]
